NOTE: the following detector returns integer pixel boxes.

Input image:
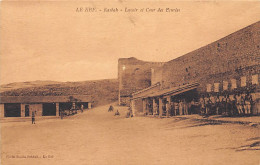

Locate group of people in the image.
[147,91,256,117]
[167,92,256,117]
[147,99,194,116]
[168,99,191,116]
[60,104,85,119]
[198,92,255,116]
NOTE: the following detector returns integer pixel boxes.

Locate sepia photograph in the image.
[0,1,260,165]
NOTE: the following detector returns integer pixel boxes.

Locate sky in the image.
[0,1,260,85]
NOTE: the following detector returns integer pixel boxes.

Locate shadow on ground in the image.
[216,137,260,152]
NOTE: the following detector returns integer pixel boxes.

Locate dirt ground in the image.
[1,105,259,165]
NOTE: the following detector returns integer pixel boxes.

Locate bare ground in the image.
[1,105,259,165]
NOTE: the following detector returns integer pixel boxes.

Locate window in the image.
[231,79,237,89]
[214,83,220,92]
[223,81,228,90]
[206,84,212,92]
[252,74,258,84]
[241,76,246,87]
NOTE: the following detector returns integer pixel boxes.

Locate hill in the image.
[0,80,63,93]
[0,79,119,107]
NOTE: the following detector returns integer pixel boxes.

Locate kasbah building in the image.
[118,21,260,117]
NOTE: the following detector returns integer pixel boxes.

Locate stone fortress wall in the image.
[118,57,164,105]
[161,21,260,93]
[119,21,260,106]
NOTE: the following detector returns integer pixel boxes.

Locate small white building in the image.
[0,95,92,118]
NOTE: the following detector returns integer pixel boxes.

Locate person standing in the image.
[190,99,195,115]
[205,96,212,115]
[179,100,183,115]
[199,96,206,115]
[244,93,251,115]
[215,95,220,115]
[108,105,114,112]
[232,95,238,116]
[223,95,229,115]
[236,94,241,115]
[81,104,84,113]
[183,99,188,115]
[241,94,246,115]
[210,95,216,115]
[219,95,225,115]
[170,102,174,116]
[236,94,243,115]
[174,101,179,116]
[226,95,232,116]
[60,110,63,120]
[249,93,255,115]
[32,111,36,124]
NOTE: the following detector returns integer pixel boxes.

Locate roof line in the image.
[132,82,161,96]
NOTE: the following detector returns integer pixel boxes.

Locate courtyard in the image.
[1,105,259,165]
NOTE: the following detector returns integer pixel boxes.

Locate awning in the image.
[131,82,199,100]
[149,82,199,97]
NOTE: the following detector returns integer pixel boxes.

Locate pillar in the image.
[88,102,92,109]
[131,100,136,116]
[152,98,157,116]
[166,96,171,117]
[0,104,5,118]
[118,93,121,106]
[56,103,59,116]
[21,104,25,117]
[159,97,163,117]
[142,99,147,115]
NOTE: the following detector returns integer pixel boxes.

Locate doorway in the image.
[42,103,56,116]
[25,105,30,117]
[4,103,21,117]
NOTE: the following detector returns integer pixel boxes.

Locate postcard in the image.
[0,1,259,165]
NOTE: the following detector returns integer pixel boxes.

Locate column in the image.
[166,96,171,117]
[153,98,157,116]
[131,100,136,116]
[21,104,25,117]
[0,104,5,118]
[88,102,92,109]
[159,97,163,117]
[56,103,59,116]
[142,99,147,115]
